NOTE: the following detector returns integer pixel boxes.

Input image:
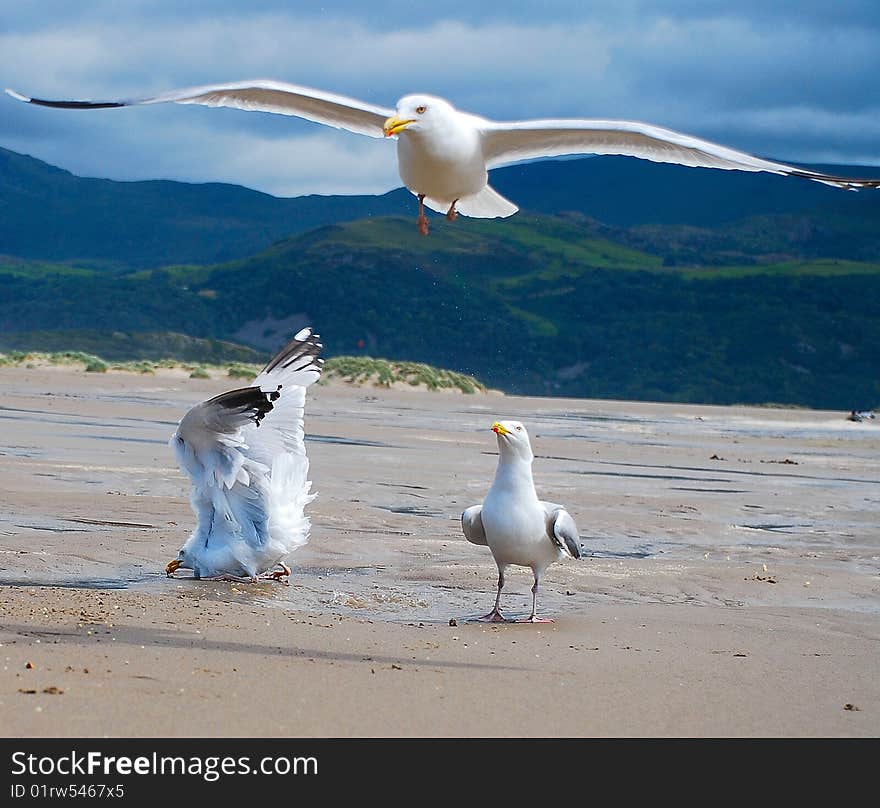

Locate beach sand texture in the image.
[1,366,878,737]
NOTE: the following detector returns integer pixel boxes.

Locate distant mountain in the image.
[0,146,407,268]
[2,215,878,409]
[2,145,879,268]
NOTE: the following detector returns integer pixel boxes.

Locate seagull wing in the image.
[6,80,393,138]
[172,329,322,556]
[461,505,489,546]
[541,502,581,559]
[174,386,279,490]
[479,118,880,190]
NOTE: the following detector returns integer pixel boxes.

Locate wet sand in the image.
[0,366,878,737]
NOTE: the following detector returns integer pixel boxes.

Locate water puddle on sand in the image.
[0,513,160,533]
[733,523,813,533]
[670,487,749,493]
[0,577,131,590]
[0,446,42,458]
[572,469,735,483]
[374,505,445,517]
[587,549,653,559]
[70,435,167,445]
[307,434,398,448]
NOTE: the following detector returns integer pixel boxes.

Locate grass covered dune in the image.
[0,350,489,394]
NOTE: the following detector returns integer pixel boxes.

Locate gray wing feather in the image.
[541,502,581,559]
[6,80,392,139]
[479,118,880,190]
[461,505,488,546]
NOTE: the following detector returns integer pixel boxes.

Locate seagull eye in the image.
[516,426,522,431]
[415,105,426,114]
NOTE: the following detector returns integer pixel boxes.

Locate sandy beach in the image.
[0,365,878,737]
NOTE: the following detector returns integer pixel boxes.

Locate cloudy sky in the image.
[1,1,878,197]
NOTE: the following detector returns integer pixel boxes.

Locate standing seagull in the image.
[165,328,322,582]
[7,80,880,235]
[462,420,581,622]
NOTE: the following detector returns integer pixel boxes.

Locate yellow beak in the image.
[491,422,509,435]
[165,558,182,577]
[383,115,415,137]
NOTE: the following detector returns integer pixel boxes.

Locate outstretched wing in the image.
[461,505,488,546]
[171,329,323,553]
[6,80,393,138]
[479,118,880,191]
[541,502,581,559]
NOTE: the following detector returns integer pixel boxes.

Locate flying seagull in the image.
[165,328,322,582]
[7,80,880,235]
[461,420,581,622]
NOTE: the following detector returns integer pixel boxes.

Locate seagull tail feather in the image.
[455,185,519,218]
[267,453,315,553]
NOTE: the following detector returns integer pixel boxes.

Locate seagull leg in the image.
[478,567,510,622]
[518,575,553,623]
[417,194,429,236]
[258,561,291,584]
[445,199,459,221]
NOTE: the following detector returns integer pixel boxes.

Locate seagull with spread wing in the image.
[462,420,581,623]
[7,80,880,235]
[165,328,322,583]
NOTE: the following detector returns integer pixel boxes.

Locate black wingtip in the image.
[37,99,126,109]
[259,327,324,378]
[788,168,880,190]
[8,89,127,110]
[206,386,280,427]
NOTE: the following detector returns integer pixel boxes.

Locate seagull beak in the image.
[491,422,510,435]
[383,115,415,137]
[165,559,182,577]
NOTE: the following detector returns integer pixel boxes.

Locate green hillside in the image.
[0,145,408,268]
[1,214,878,409]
